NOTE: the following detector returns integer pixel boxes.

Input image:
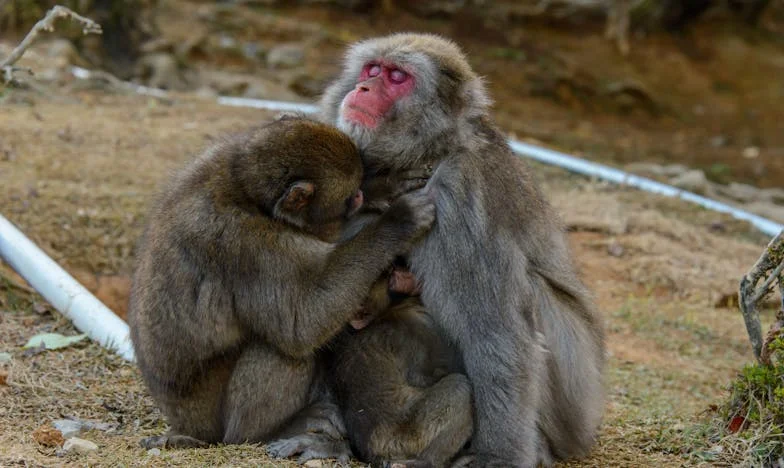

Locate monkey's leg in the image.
[222,342,315,444]
[266,399,352,463]
[141,355,236,449]
[372,374,473,468]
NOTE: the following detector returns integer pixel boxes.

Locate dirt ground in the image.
[0,89,778,466]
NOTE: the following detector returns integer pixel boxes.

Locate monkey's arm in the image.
[236,191,435,359]
[408,168,546,466]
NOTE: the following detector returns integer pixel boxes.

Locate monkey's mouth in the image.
[343,105,379,129]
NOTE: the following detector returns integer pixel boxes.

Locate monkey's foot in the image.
[381,459,432,468]
[450,454,521,468]
[266,433,351,465]
[140,434,210,450]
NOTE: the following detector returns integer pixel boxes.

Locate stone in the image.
[669,169,709,195]
[742,146,760,159]
[147,448,162,456]
[52,419,83,439]
[267,44,306,69]
[625,163,688,178]
[762,188,784,205]
[63,437,99,454]
[135,53,188,91]
[744,202,784,223]
[717,182,764,203]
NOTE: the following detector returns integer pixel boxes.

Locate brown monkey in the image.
[318,34,606,466]
[127,117,435,457]
[333,293,473,468]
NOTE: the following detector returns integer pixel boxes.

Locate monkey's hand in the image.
[351,275,391,330]
[381,189,436,246]
[363,167,434,212]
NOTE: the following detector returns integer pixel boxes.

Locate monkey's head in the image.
[321,33,492,170]
[224,118,364,242]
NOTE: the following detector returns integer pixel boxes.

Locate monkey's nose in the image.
[357,85,370,92]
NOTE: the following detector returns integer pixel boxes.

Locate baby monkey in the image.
[331,295,473,468]
[128,117,435,454]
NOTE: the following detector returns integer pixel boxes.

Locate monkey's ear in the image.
[280,181,315,213]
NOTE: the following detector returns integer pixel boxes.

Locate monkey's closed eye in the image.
[388,69,408,84]
[367,64,381,77]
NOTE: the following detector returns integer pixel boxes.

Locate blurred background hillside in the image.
[2,1,783,207]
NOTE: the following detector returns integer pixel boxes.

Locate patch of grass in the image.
[681,337,784,466]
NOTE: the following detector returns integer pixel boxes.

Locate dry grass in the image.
[0,89,778,466]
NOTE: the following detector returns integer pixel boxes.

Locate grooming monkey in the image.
[317,34,606,467]
[127,117,435,455]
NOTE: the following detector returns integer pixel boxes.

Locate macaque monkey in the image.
[319,34,606,466]
[127,117,435,457]
[332,290,473,468]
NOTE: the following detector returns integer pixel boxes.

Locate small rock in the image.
[267,43,305,69]
[710,135,728,148]
[147,448,162,456]
[718,182,763,203]
[742,146,760,159]
[660,164,690,177]
[52,419,84,439]
[0,352,11,363]
[304,460,323,468]
[63,437,98,454]
[242,42,266,61]
[289,73,325,98]
[607,242,624,257]
[626,163,688,178]
[670,169,709,195]
[135,53,188,91]
[762,188,784,205]
[744,202,784,224]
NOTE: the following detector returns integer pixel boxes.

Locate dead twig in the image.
[1,5,101,85]
[739,230,784,363]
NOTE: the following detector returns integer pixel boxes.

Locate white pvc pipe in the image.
[0,215,135,361]
[507,140,784,237]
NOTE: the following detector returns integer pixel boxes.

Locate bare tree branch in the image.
[739,230,784,363]
[1,5,101,84]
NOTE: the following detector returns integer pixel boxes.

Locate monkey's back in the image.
[127,137,327,397]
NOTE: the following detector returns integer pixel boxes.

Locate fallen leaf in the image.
[728,415,745,433]
[0,370,7,386]
[23,333,87,351]
[32,424,64,447]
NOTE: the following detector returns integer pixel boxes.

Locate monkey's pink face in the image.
[341,61,415,129]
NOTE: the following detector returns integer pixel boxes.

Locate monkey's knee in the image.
[223,345,315,444]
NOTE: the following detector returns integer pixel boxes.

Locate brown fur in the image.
[127,117,435,457]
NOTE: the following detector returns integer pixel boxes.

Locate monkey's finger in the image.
[265,437,304,458]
